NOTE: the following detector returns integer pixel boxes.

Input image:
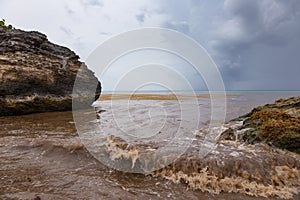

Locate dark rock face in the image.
[0,27,101,116]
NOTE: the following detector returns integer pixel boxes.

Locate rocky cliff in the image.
[0,27,101,116]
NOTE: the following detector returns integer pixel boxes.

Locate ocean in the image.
[0,92,299,199]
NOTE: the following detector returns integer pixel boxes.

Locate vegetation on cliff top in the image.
[0,19,14,29]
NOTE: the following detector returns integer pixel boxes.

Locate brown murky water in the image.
[0,92,299,200]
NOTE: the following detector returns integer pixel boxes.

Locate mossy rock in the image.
[237,97,300,154]
[0,96,72,116]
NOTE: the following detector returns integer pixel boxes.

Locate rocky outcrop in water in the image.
[0,27,101,116]
[220,96,300,154]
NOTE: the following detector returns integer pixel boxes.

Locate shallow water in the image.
[0,92,299,199]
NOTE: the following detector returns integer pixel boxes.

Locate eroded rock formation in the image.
[0,27,101,115]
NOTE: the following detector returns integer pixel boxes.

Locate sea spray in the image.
[152,165,300,199]
[102,133,300,198]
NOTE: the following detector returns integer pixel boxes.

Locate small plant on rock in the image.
[0,19,14,29]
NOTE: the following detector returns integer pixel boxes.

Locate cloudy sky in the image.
[1,0,300,91]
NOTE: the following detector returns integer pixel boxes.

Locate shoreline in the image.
[1,94,300,199]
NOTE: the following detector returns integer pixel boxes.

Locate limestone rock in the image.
[0,27,101,115]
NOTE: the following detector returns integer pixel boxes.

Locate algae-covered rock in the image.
[221,96,300,154]
[0,27,101,115]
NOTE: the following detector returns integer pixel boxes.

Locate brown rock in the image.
[0,27,101,115]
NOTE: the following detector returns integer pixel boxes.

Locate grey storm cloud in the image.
[135,13,145,23]
[162,0,300,90]
[1,0,299,90]
[172,0,300,90]
[217,0,300,49]
[213,0,300,90]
